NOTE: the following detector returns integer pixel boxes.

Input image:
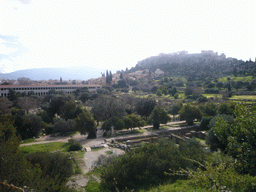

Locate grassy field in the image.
[19,142,85,175]
[231,100,256,104]
[202,94,222,98]
[229,95,256,100]
[218,76,256,83]
[19,142,70,154]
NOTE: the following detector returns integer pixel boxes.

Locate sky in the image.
[0,0,255,73]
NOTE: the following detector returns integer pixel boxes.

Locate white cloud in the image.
[0,0,255,73]
[0,41,17,55]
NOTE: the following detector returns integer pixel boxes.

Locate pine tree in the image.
[109,71,112,83]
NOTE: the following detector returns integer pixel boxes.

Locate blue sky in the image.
[0,0,255,73]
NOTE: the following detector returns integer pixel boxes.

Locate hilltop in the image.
[85,51,255,92]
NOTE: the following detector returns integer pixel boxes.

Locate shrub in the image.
[204,88,219,94]
[121,88,129,93]
[184,87,194,96]
[156,89,162,96]
[218,102,236,116]
[212,105,256,175]
[206,114,234,152]
[200,102,218,117]
[99,139,207,191]
[68,142,83,151]
[184,155,256,192]
[197,95,208,103]
[26,152,73,181]
[45,123,54,134]
[174,93,179,99]
[207,82,215,88]
[200,116,213,131]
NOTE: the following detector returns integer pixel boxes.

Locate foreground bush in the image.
[26,152,73,183]
[210,105,256,175]
[99,138,207,191]
[206,114,234,152]
[1,115,73,191]
[182,155,256,192]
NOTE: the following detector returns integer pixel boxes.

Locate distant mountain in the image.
[0,66,114,80]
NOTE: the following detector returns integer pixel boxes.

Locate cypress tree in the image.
[106,70,109,84]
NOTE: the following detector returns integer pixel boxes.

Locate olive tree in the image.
[179,104,202,125]
[91,96,126,124]
[75,110,97,138]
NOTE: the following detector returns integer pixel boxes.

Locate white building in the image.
[0,84,101,97]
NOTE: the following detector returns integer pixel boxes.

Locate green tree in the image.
[106,70,113,84]
[91,96,126,123]
[149,107,171,129]
[53,118,75,133]
[211,105,256,175]
[216,81,224,89]
[109,71,112,83]
[184,86,194,96]
[123,114,145,131]
[0,115,43,190]
[234,81,243,90]
[135,98,156,119]
[179,104,202,125]
[113,118,125,130]
[156,89,162,96]
[75,110,97,138]
[17,77,30,85]
[170,102,182,120]
[20,114,46,139]
[7,88,17,104]
[120,73,123,79]
[224,81,232,91]
[61,100,83,120]
[207,83,215,88]
[218,102,236,116]
[0,97,13,114]
[117,79,127,88]
[200,102,218,117]
[206,114,234,152]
[170,87,177,96]
[45,95,68,117]
[79,92,89,103]
[17,97,36,113]
[36,110,54,124]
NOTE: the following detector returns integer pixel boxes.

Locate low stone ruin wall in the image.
[157,125,201,137]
